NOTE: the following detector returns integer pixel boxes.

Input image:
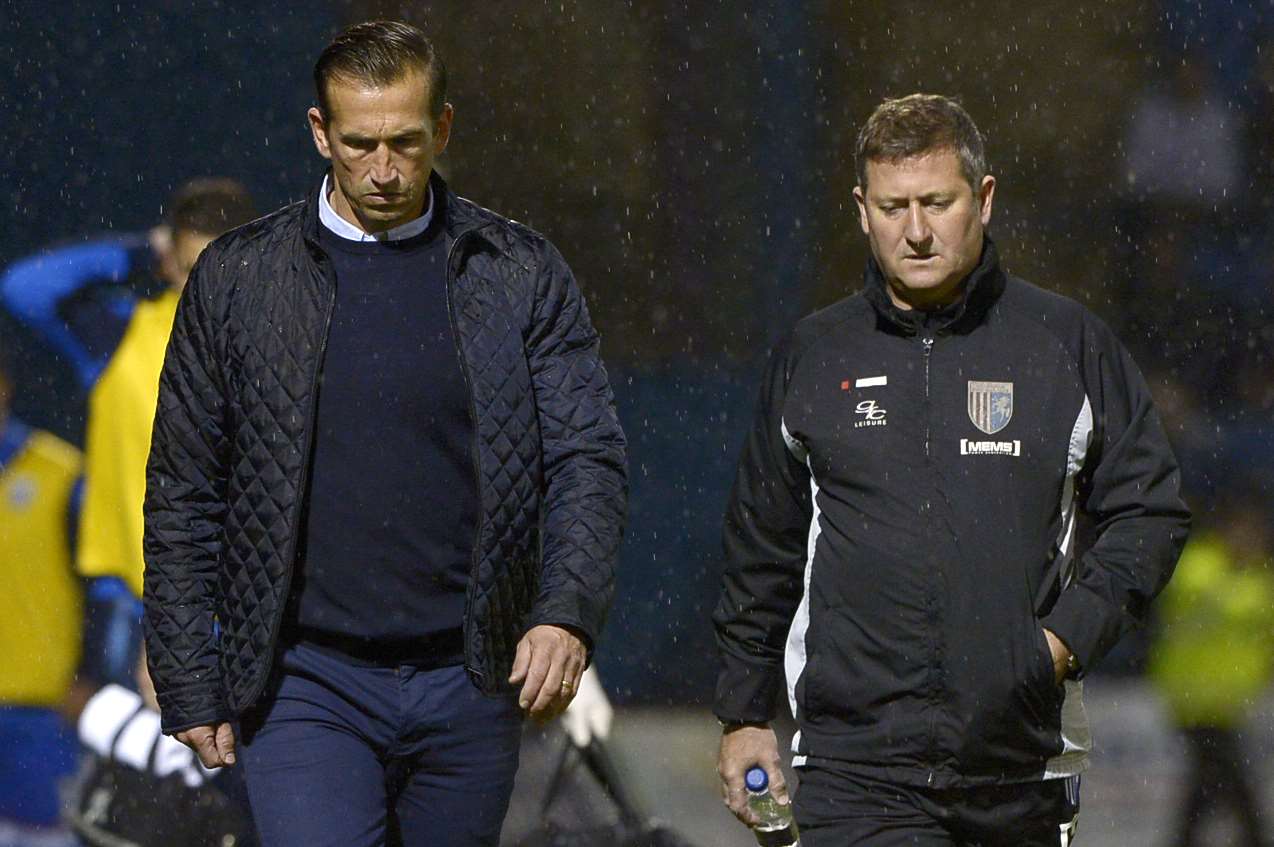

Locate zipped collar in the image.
[862,235,1007,336]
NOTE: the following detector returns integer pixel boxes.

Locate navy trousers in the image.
[238,642,522,847]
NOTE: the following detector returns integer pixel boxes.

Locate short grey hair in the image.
[855,94,987,192]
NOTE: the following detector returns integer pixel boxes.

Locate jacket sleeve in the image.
[1041,315,1190,671]
[141,247,232,735]
[524,240,628,650]
[713,335,812,723]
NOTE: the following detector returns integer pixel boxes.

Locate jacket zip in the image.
[921,332,937,787]
[444,227,487,686]
[922,335,934,457]
[248,258,337,710]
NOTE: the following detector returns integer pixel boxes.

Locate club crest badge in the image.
[5,476,36,511]
[967,381,1013,435]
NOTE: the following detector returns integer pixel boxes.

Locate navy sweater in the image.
[289,212,476,667]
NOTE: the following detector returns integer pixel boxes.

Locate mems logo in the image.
[960,439,1021,456]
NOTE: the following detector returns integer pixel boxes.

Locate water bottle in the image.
[744,766,800,847]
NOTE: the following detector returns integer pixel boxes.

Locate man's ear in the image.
[978,175,996,226]
[853,185,870,236]
[308,106,333,160]
[432,103,454,157]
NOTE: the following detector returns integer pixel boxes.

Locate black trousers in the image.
[1170,726,1266,847]
[794,759,1080,846]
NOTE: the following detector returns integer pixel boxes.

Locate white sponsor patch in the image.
[855,375,887,388]
[960,438,1021,456]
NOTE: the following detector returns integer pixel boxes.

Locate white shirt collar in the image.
[318,174,434,242]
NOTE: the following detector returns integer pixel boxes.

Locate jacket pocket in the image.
[953,610,1064,775]
[1026,621,1064,716]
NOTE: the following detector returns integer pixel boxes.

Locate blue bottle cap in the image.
[745,766,768,792]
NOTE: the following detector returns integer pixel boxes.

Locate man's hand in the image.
[1043,628,1073,685]
[175,722,236,769]
[717,723,788,827]
[508,624,587,723]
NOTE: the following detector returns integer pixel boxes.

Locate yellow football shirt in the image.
[77,287,181,597]
[0,427,83,706]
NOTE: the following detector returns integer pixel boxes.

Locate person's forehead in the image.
[325,73,433,127]
[864,149,967,193]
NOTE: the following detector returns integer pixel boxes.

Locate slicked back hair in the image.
[314,20,447,120]
[855,94,987,193]
[166,178,257,236]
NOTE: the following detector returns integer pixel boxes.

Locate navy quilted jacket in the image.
[142,172,627,734]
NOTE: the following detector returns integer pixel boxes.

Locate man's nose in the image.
[904,204,930,246]
[369,147,397,184]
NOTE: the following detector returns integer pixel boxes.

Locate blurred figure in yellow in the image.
[0,180,256,845]
[76,180,256,597]
[1,178,256,600]
[1149,489,1274,847]
[0,340,84,846]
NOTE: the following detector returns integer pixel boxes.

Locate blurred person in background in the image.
[78,179,256,602]
[142,20,626,847]
[714,93,1190,846]
[0,340,83,847]
[0,177,257,675]
[0,178,257,845]
[0,178,258,600]
[1116,48,1257,408]
[1149,489,1274,847]
[1123,52,1241,217]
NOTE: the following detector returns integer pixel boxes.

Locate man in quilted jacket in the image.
[141,20,627,847]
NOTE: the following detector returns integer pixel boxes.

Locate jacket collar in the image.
[301,170,497,253]
[862,234,1007,336]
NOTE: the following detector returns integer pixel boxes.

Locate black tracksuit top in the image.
[714,238,1189,788]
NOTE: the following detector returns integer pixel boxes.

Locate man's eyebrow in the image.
[339,128,428,142]
[874,191,956,204]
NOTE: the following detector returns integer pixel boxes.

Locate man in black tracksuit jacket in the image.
[714,95,1189,845]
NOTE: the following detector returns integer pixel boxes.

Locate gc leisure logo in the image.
[853,400,887,428]
[845,374,888,429]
